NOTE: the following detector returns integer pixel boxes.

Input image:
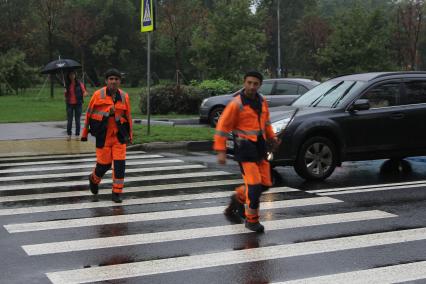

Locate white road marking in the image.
[0,164,205,182]
[23,210,395,255]
[4,197,341,233]
[0,154,163,168]
[0,179,244,203]
[307,180,426,194]
[275,261,426,284]
[0,171,233,191]
[0,187,299,216]
[314,183,426,196]
[0,151,146,162]
[45,228,426,283]
[0,159,184,174]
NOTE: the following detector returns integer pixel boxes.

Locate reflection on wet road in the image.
[0,151,425,283]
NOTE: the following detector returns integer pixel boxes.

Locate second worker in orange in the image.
[214,70,281,232]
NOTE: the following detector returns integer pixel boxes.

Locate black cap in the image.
[244,70,263,82]
[104,68,122,79]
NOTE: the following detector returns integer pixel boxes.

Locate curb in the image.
[127,140,212,152]
[132,118,202,126]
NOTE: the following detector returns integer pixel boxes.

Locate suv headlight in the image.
[271,117,291,134]
[200,98,209,107]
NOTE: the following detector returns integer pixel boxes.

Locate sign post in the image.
[141,0,155,135]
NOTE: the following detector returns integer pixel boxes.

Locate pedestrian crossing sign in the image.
[141,0,155,32]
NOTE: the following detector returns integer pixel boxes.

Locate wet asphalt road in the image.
[0,150,425,283]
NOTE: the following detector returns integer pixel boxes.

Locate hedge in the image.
[139,84,209,115]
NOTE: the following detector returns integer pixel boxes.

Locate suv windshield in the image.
[292,80,365,108]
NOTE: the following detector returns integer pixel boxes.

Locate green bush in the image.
[139,84,209,115]
[190,79,236,96]
[0,49,38,95]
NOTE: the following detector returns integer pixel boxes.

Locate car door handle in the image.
[390,113,404,119]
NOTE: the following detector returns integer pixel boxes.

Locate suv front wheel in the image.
[295,136,337,180]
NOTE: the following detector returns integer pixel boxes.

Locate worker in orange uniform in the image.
[81,68,133,203]
[214,71,280,232]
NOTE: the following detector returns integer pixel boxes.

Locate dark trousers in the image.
[66,103,82,136]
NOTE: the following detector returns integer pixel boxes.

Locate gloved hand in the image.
[269,137,281,151]
[81,137,88,142]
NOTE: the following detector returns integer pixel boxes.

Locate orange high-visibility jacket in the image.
[213,92,275,152]
[82,87,133,148]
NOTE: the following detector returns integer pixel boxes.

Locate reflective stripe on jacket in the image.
[213,92,275,152]
[82,87,133,148]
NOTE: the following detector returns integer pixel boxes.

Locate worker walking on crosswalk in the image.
[214,70,281,232]
[81,68,133,203]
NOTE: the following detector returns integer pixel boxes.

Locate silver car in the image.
[199,78,320,127]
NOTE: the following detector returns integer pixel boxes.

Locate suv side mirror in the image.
[349,99,370,112]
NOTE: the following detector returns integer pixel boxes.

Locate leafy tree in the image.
[318,0,395,18]
[59,1,99,77]
[86,0,144,84]
[35,0,64,98]
[0,49,37,95]
[156,0,205,85]
[294,11,332,80]
[191,0,267,82]
[256,0,317,77]
[0,0,38,54]
[394,0,425,70]
[317,5,397,75]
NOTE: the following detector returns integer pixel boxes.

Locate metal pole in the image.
[147,32,151,135]
[277,0,281,78]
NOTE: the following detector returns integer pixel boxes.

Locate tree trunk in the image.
[48,30,54,99]
[174,36,181,87]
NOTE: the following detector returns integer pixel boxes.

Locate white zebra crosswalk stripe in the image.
[45,228,426,283]
[0,154,163,168]
[0,170,233,191]
[307,179,426,195]
[0,179,244,203]
[310,182,426,196]
[0,159,184,174]
[22,210,395,255]
[0,164,206,182]
[4,197,342,233]
[274,261,426,284]
[0,151,146,162]
[0,187,299,216]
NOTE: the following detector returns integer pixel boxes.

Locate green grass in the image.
[0,86,197,123]
[0,85,208,143]
[133,124,214,144]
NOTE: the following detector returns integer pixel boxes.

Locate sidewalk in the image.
[0,120,212,157]
[0,121,95,157]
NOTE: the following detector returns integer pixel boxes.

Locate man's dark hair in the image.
[244,70,263,82]
[104,68,122,79]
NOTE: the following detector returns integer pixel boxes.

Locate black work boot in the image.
[88,174,99,195]
[224,194,244,223]
[245,220,265,233]
[112,192,122,203]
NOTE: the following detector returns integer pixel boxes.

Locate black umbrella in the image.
[41,58,81,74]
[41,58,82,87]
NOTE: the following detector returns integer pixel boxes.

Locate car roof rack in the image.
[371,71,426,80]
[328,73,356,80]
[328,71,426,81]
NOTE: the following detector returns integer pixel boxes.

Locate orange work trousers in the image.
[91,134,126,193]
[235,159,272,223]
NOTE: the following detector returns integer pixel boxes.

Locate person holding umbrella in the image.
[41,58,86,140]
[64,70,88,141]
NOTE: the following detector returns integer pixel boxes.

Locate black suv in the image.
[267,72,426,180]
